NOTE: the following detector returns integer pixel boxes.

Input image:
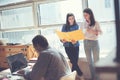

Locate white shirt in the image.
[81,21,102,40]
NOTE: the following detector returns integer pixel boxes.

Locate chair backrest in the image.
[60,71,77,80]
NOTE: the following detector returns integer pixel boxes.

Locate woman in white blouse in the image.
[82,8,102,80]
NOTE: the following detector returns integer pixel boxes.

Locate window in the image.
[39,0,83,25]
[1,6,34,29]
[2,30,39,44]
[88,0,115,21]
[0,0,27,6]
[105,0,111,8]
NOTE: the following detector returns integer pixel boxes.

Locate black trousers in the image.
[65,47,83,76]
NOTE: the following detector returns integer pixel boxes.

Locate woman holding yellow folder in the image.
[61,13,84,80]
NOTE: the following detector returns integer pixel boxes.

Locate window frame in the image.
[114,0,120,62]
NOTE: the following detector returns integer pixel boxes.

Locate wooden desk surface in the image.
[95,49,120,73]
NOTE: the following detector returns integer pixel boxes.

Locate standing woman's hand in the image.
[61,39,67,43]
[87,28,100,36]
[87,28,94,33]
[94,29,102,36]
[71,40,77,44]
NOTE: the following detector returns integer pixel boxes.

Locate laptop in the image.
[6,53,28,75]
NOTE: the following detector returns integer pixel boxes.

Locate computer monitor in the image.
[7,53,28,73]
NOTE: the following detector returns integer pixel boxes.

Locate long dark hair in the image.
[83,8,96,26]
[65,13,77,31]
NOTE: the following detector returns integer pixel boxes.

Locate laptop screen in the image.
[7,53,28,73]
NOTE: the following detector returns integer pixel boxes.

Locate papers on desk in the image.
[0,69,25,80]
[56,30,84,42]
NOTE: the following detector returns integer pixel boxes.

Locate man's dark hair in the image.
[32,35,49,48]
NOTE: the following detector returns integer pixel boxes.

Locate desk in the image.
[0,69,25,80]
[0,60,36,80]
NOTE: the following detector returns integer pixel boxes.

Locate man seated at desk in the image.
[19,35,70,80]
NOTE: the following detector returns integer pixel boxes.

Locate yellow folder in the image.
[56,30,84,42]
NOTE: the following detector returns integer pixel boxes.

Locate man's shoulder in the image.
[37,48,54,61]
[41,47,57,55]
